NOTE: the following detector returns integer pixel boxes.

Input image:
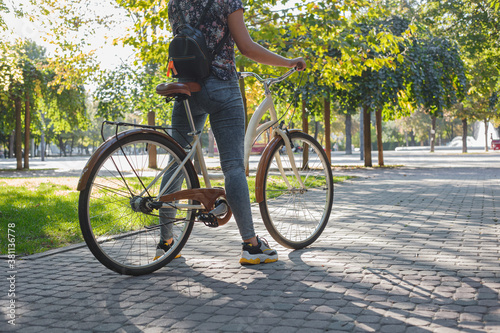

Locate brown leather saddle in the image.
[155,82,201,98]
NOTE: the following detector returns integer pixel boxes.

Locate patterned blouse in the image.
[168,0,244,81]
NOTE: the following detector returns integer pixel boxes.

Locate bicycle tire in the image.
[258,131,334,249]
[79,131,199,275]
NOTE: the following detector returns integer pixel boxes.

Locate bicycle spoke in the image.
[91,182,131,198]
[79,133,197,275]
[259,132,333,249]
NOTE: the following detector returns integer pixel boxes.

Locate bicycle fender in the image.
[255,129,302,203]
[77,129,186,191]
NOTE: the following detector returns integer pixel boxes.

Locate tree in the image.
[1,38,88,165]
[462,51,499,151]
[0,39,24,158]
[403,36,467,152]
[1,1,114,162]
[420,0,499,152]
[330,15,410,166]
[0,39,41,169]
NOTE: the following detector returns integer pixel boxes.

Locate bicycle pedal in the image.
[199,213,219,227]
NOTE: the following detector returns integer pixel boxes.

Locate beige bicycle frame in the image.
[243,83,305,189]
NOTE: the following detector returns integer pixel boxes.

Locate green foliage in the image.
[328,15,411,119]
[404,36,467,116]
[115,0,170,72]
[0,39,88,157]
[95,63,171,123]
[113,0,404,118]
[0,40,43,142]
[0,1,7,30]
[423,0,499,57]
[12,0,114,90]
[491,0,500,11]
[0,40,24,94]
[421,0,500,124]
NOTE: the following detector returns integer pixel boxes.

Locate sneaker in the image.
[153,241,181,260]
[239,237,278,265]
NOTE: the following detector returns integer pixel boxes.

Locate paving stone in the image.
[5,164,500,332]
[328,320,356,331]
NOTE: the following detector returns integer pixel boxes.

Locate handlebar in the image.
[238,68,297,87]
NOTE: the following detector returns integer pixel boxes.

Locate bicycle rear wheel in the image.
[79,131,199,275]
[258,131,334,249]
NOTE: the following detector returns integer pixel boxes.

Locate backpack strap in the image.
[200,0,230,59]
[212,28,230,58]
[197,0,216,29]
[173,0,187,26]
[173,0,215,28]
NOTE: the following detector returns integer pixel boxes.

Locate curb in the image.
[0,242,88,261]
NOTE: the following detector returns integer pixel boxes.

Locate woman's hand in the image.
[289,57,306,71]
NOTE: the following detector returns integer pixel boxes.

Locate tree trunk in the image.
[302,98,309,169]
[324,98,331,164]
[409,130,416,146]
[360,108,364,160]
[148,111,157,169]
[430,115,436,153]
[9,131,14,158]
[69,136,75,156]
[14,96,22,170]
[313,120,319,141]
[24,92,30,169]
[345,113,352,155]
[484,118,489,152]
[375,108,384,166]
[462,118,468,153]
[40,112,46,161]
[40,133,45,160]
[58,136,68,157]
[31,138,35,158]
[363,105,372,167]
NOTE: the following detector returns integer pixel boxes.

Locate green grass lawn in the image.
[0,179,81,256]
[0,174,353,256]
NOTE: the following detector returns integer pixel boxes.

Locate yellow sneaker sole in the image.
[239,257,278,265]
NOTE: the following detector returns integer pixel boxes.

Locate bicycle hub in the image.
[130,196,154,214]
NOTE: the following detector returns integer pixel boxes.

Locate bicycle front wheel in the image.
[79,131,199,275]
[258,131,334,249]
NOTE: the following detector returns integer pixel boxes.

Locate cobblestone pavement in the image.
[1,156,500,332]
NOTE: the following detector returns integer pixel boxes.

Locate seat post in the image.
[183,99,198,134]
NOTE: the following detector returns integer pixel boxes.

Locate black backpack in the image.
[168,0,229,80]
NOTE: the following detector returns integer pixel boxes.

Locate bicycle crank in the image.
[159,188,232,226]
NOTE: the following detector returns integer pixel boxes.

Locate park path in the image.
[1,153,500,332]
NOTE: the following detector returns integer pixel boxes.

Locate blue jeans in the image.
[160,75,256,241]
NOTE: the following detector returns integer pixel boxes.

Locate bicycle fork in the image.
[274,128,306,190]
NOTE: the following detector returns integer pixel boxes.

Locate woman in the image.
[157,0,306,265]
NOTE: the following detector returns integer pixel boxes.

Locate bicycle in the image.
[77,68,334,275]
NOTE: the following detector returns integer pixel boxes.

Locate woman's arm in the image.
[228,9,306,71]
